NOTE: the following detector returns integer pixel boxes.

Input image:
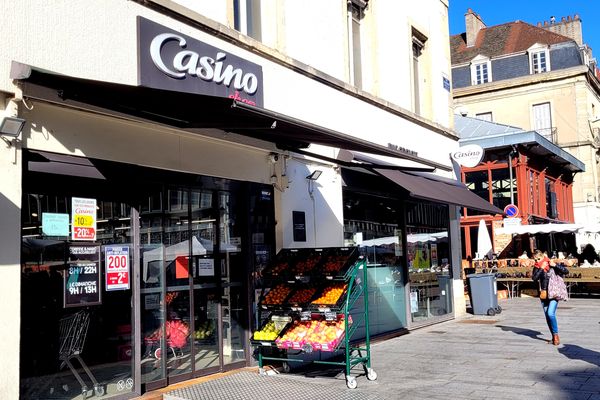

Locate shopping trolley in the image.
[58,310,105,397]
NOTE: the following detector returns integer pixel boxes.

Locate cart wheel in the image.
[346,376,357,389]
[81,388,89,399]
[487,308,496,316]
[367,368,378,381]
[281,362,290,373]
[495,306,502,314]
[94,385,105,397]
[154,348,162,359]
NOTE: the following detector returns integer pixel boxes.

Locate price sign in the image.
[65,244,101,307]
[324,311,337,321]
[105,246,130,291]
[300,311,312,321]
[71,197,97,241]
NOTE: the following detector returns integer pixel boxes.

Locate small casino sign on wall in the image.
[451,144,485,168]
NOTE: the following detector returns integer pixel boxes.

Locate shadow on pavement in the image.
[559,344,600,367]
[495,325,549,342]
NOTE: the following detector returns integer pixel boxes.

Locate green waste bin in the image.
[467,273,502,316]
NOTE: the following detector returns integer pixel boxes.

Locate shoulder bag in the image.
[548,268,568,301]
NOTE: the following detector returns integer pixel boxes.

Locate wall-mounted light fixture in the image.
[306,170,322,181]
[0,116,26,138]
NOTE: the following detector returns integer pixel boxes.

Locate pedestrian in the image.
[531,250,569,345]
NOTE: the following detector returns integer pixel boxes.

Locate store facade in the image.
[1,2,491,399]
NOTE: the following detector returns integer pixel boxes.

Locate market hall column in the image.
[449,205,467,316]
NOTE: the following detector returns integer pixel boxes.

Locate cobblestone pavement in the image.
[164,298,600,400]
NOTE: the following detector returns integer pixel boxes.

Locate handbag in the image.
[548,269,568,301]
[539,289,547,300]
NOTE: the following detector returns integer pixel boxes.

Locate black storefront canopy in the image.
[12,62,500,213]
[374,169,503,214]
[10,62,450,171]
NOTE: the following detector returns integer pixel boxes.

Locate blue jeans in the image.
[541,299,559,334]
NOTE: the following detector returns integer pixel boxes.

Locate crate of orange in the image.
[310,283,348,309]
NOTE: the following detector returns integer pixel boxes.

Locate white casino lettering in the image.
[150,33,259,95]
[452,150,482,158]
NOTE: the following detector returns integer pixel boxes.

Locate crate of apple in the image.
[276,316,351,352]
[293,255,321,275]
[268,261,289,276]
[286,287,317,305]
[321,255,348,275]
[253,321,283,342]
[262,284,292,305]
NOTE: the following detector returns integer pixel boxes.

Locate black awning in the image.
[11,62,450,171]
[374,168,503,214]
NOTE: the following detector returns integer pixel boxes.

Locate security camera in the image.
[268,153,279,163]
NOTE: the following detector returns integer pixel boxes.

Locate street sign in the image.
[504,204,519,218]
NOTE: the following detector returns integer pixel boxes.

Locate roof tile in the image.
[451,21,575,65]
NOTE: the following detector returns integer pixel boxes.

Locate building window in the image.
[475,112,493,122]
[528,44,551,74]
[531,51,548,73]
[233,0,261,40]
[470,56,491,85]
[412,29,427,115]
[473,62,489,84]
[532,102,553,140]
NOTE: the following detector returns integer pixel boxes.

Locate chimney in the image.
[541,14,583,45]
[465,8,486,47]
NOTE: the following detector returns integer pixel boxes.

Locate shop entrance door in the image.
[139,188,248,390]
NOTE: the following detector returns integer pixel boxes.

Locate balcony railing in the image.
[536,127,558,144]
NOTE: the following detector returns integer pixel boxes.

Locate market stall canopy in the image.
[495,223,584,235]
[374,169,503,215]
[11,61,450,171]
[579,224,600,234]
[360,232,448,247]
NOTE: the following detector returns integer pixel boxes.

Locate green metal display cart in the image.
[255,256,377,389]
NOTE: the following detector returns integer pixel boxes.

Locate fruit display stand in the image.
[253,248,376,389]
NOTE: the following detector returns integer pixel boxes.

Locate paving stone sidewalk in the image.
[165,297,600,400]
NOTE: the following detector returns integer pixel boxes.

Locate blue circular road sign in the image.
[504,204,519,218]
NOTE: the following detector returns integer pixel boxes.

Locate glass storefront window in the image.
[21,195,134,399]
[406,201,452,322]
[21,152,275,397]
[343,191,407,335]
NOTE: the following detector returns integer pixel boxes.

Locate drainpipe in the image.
[347,0,355,86]
[508,148,515,204]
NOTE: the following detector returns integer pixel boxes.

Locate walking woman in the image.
[531,250,569,345]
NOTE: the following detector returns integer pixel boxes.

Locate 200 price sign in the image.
[106,246,130,291]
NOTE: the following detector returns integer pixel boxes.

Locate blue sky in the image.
[448,1,600,55]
